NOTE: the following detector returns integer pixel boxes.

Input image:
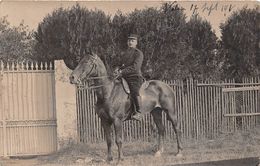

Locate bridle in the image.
[76,54,115,89]
[78,55,97,83]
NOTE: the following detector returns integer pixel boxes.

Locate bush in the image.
[35,2,218,80]
[220,6,260,80]
[0,16,34,62]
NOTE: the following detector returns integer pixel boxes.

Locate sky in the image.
[0,1,258,38]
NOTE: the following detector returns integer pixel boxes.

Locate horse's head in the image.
[70,54,98,84]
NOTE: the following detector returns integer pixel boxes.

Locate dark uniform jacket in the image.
[121,47,144,77]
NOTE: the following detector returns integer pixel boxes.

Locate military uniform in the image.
[121,47,144,113]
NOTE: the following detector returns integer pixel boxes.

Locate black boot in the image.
[132,96,143,121]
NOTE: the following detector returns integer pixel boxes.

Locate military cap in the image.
[128,34,138,40]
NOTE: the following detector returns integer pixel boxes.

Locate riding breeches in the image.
[123,75,143,96]
[123,75,143,112]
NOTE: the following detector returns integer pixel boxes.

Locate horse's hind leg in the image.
[114,118,124,161]
[101,118,113,162]
[167,111,182,155]
[151,107,165,157]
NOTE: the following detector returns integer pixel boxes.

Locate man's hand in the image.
[76,56,81,63]
[113,67,122,78]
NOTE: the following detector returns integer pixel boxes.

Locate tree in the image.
[35,2,219,80]
[220,6,260,80]
[0,16,34,62]
[35,4,112,70]
[34,7,69,62]
[110,3,191,80]
[110,3,219,80]
[35,2,191,79]
[185,15,218,80]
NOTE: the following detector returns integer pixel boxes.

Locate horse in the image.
[69,53,182,162]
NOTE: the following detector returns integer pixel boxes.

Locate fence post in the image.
[0,69,7,157]
[55,60,77,149]
[3,119,7,157]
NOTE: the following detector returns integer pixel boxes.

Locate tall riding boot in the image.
[132,95,143,121]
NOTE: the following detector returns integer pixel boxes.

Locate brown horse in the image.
[69,54,182,161]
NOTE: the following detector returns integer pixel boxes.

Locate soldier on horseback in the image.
[70,35,183,159]
[116,34,144,121]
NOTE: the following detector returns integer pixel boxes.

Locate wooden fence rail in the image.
[76,78,260,143]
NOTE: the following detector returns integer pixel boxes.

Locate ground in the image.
[1,127,260,166]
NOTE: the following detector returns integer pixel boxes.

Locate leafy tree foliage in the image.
[67,5,112,70]
[220,6,260,80]
[35,4,111,70]
[185,15,218,80]
[131,4,189,79]
[110,3,191,79]
[34,8,69,62]
[35,6,78,68]
[35,2,218,80]
[0,16,34,62]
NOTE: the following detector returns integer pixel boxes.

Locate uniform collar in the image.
[127,47,136,51]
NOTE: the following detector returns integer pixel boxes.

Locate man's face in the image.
[127,39,137,48]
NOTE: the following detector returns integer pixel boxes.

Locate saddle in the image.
[119,77,149,120]
[120,77,148,95]
[121,78,131,94]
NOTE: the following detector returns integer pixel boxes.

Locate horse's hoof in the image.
[107,156,113,162]
[118,157,124,161]
[176,153,183,158]
[154,151,162,157]
[116,158,124,165]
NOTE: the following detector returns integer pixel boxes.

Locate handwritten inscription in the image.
[190,2,236,16]
[164,2,236,16]
[167,1,186,11]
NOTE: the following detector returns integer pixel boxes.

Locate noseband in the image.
[76,55,111,89]
[75,54,123,91]
[78,55,97,83]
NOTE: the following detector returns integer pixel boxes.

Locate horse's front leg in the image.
[114,118,124,161]
[101,118,113,162]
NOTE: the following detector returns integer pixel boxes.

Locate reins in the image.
[76,54,121,90]
[77,75,119,90]
[86,76,110,80]
[78,61,96,81]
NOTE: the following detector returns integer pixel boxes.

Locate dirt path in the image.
[0,157,38,166]
[174,157,259,166]
[1,128,260,166]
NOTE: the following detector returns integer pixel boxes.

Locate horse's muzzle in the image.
[69,75,77,84]
[70,74,82,85]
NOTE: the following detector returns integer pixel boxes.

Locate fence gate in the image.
[0,62,57,157]
[222,79,260,133]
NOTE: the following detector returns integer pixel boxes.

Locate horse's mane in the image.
[94,54,121,82]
